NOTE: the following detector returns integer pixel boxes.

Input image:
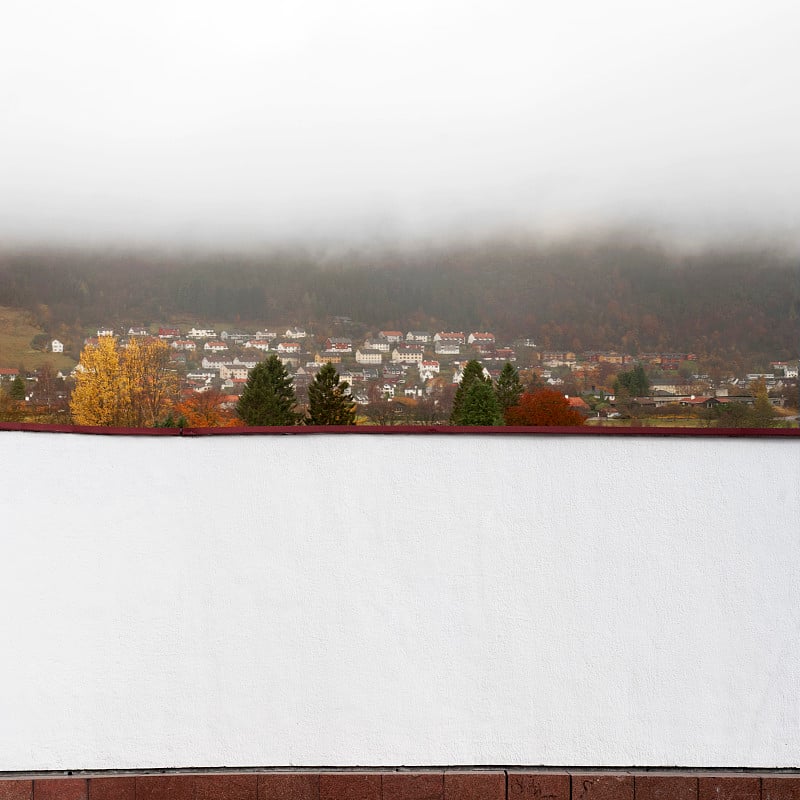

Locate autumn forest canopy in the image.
[0,238,798,361]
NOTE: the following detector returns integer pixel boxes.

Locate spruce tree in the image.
[237,355,300,426]
[495,361,523,418]
[306,362,356,425]
[9,375,26,401]
[450,360,489,424]
[459,379,504,426]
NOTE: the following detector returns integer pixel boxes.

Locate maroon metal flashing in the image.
[0,421,798,437]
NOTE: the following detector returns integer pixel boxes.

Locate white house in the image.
[468,332,495,345]
[51,339,64,353]
[285,327,307,339]
[418,360,440,381]
[187,328,216,339]
[434,332,466,344]
[276,342,302,354]
[363,338,391,352]
[356,349,383,365]
[244,339,271,351]
[379,331,403,343]
[204,341,229,352]
[435,341,460,355]
[406,331,431,343]
[392,345,424,365]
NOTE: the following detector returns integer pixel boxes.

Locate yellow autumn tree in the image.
[70,336,178,426]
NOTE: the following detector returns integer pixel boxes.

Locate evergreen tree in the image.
[750,391,777,428]
[450,360,489,424]
[9,375,26,401]
[306,362,356,425]
[495,361,523,418]
[613,364,649,397]
[459,380,504,426]
[237,355,300,426]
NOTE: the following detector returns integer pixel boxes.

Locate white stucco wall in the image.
[0,431,798,770]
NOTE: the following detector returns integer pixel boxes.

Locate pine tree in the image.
[9,375,26,401]
[237,355,300,426]
[495,361,523,418]
[306,362,356,425]
[459,379,504,426]
[450,360,489,424]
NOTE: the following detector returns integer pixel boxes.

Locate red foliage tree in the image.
[505,389,586,427]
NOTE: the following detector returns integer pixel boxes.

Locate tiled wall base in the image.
[1,772,799,800]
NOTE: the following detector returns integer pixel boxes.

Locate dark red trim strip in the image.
[0,422,798,437]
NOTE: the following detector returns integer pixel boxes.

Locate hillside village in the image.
[1,317,797,425]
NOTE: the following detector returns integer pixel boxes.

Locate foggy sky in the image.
[2,1,799,246]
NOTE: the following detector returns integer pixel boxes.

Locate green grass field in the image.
[0,307,76,373]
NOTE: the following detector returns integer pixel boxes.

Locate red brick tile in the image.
[572,775,633,800]
[383,774,443,800]
[135,776,194,800]
[763,778,800,800]
[635,777,697,800]
[446,774,506,800]
[320,774,381,800]
[0,781,32,800]
[508,774,570,800]
[259,774,319,800]
[195,775,258,800]
[33,779,87,800]
[698,778,760,800]
[88,777,135,800]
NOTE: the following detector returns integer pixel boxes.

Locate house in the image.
[392,345,424,364]
[363,338,391,352]
[0,367,20,383]
[201,355,228,371]
[51,339,64,353]
[255,330,278,341]
[434,332,466,344]
[495,347,515,362]
[315,353,342,365]
[285,327,307,339]
[379,331,403,343]
[468,332,495,345]
[406,331,431,343]
[383,364,403,378]
[219,364,250,381]
[233,355,261,369]
[419,360,440,381]
[356,349,383,365]
[128,327,149,337]
[204,341,229,352]
[276,342,302,353]
[97,328,114,337]
[171,339,197,351]
[771,361,799,379]
[324,338,353,353]
[187,328,216,339]
[542,351,577,368]
[244,339,271,351]
[158,327,181,339]
[434,340,460,355]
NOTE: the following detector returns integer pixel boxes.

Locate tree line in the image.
[61,336,583,428]
[1,239,797,363]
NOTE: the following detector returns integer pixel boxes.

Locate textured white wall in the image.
[0,431,798,770]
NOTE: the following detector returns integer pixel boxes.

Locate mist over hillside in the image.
[0,237,797,364]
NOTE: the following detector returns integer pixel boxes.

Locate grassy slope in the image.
[0,307,76,372]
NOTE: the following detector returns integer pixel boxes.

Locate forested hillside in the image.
[0,239,797,361]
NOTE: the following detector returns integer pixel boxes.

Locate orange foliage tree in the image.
[505,389,586,427]
[174,388,240,427]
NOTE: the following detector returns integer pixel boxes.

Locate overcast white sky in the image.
[2,0,799,246]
